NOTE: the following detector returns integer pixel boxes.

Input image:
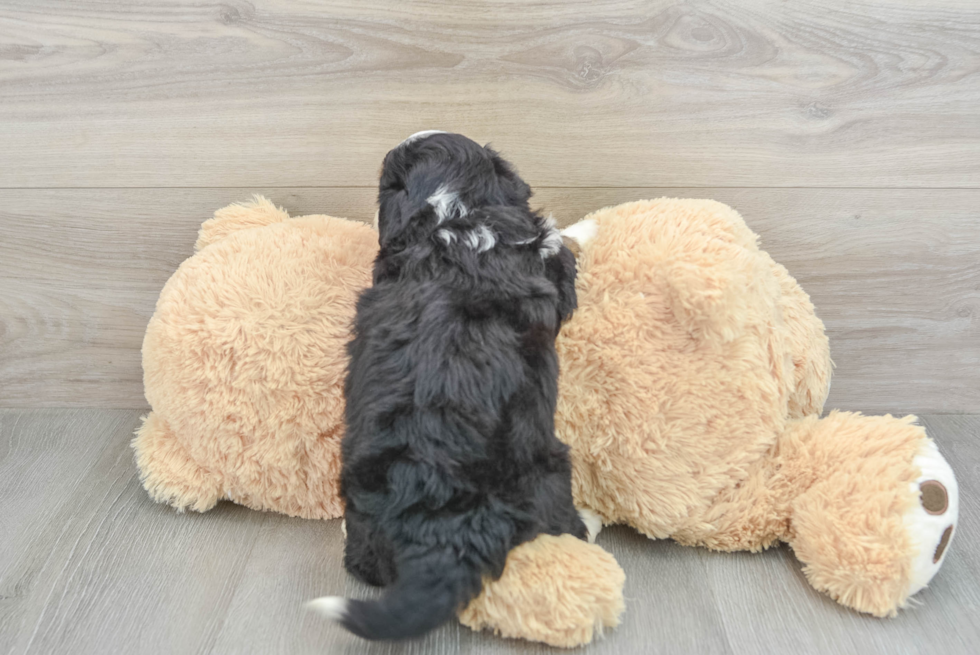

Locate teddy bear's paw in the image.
[578,508,603,544]
[906,438,959,598]
[458,534,625,648]
[561,219,598,251]
[131,412,223,513]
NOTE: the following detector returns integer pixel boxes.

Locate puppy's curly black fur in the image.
[313,133,586,640]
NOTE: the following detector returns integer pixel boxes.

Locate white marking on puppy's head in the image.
[539,215,563,258]
[306,596,349,622]
[463,225,496,252]
[399,130,447,147]
[427,186,468,224]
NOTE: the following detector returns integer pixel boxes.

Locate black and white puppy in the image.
[309,132,590,640]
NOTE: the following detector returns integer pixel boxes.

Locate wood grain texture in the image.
[0,409,977,654]
[2,187,977,412]
[2,1,977,652]
[2,1,979,188]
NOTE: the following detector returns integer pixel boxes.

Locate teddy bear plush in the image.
[553,199,957,617]
[134,196,958,645]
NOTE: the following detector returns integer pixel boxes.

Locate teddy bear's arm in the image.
[766,256,833,417]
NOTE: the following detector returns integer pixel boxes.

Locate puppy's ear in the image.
[544,242,579,325]
[485,146,532,208]
[376,145,427,249]
[376,188,427,250]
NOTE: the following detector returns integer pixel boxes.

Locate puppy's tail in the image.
[308,546,484,640]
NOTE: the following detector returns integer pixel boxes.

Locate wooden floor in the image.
[0,409,977,655]
[2,1,980,654]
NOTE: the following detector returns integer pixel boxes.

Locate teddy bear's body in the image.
[555,200,957,615]
[134,196,957,646]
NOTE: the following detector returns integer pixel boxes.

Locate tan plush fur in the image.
[556,199,937,617]
[136,196,951,644]
[554,199,799,542]
[136,197,376,519]
[458,534,626,647]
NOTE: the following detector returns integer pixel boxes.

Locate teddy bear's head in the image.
[554,199,830,541]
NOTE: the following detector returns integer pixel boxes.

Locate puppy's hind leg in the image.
[528,468,591,542]
[343,508,396,587]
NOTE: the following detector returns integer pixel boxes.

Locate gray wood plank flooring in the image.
[1,409,977,654]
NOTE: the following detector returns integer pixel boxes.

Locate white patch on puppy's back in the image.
[436,229,456,245]
[427,186,468,225]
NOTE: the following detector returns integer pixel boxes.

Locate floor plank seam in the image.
[3,186,980,191]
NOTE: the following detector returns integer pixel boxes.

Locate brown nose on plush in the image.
[934,525,954,563]
[920,480,949,515]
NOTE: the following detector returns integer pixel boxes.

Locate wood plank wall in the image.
[1,1,978,412]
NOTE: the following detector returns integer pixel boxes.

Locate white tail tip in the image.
[306,596,349,621]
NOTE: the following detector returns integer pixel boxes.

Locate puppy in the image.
[308,132,587,640]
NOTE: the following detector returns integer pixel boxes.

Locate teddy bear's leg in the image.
[689,411,958,617]
[458,534,625,648]
[131,412,224,513]
[786,412,958,617]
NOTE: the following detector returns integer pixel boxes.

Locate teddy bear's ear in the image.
[195,195,290,251]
